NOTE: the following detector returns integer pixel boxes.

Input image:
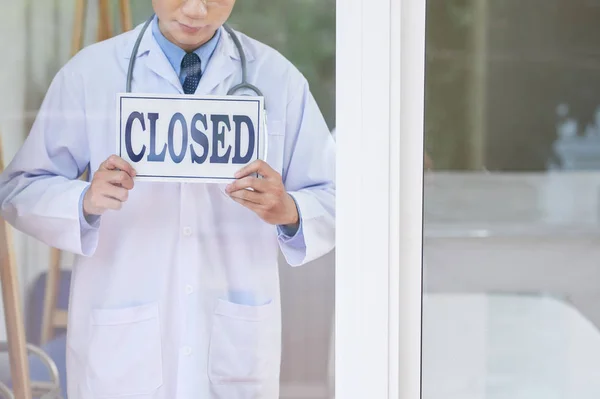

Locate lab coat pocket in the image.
[208,299,277,386]
[86,302,163,397]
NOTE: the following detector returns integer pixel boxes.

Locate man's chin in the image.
[175,31,215,49]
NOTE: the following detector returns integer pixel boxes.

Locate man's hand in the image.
[226,160,299,227]
[83,155,136,217]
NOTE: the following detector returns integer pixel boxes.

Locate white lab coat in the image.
[0,21,335,399]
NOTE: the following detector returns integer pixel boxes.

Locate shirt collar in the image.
[151,15,221,77]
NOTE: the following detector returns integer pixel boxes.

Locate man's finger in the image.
[226,175,268,194]
[101,182,129,202]
[234,160,275,179]
[228,187,264,205]
[104,170,134,189]
[229,196,262,213]
[101,155,137,177]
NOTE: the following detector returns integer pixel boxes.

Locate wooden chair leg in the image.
[97,0,113,42]
[119,0,133,32]
[0,135,32,399]
[71,0,87,57]
[40,248,61,345]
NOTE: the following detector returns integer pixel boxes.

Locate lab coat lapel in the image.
[196,27,239,95]
[122,22,182,94]
[145,41,183,94]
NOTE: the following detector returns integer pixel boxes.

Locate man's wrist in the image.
[284,194,300,226]
[79,187,101,229]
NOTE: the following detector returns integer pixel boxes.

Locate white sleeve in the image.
[0,66,100,256]
[278,78,336,266]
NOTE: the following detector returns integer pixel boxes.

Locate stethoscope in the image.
[126,13,265,102]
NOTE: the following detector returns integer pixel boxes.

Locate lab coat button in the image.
[182,227,192,236]
[183,346,192,356]
[185,285,193,294]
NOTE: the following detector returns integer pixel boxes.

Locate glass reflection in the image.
[423,1,600,398]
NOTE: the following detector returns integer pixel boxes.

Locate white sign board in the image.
[116,93,265,183]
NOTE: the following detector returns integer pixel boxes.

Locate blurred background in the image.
[0,1,335,398]
[423,1,600,398]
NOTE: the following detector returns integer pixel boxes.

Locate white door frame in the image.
[336,0,425,397]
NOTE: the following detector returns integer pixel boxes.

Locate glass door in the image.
[423,1,600,398]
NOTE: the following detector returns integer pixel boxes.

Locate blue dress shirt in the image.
[151,15,221,86]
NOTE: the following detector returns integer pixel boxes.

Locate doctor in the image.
[0,0,335,398]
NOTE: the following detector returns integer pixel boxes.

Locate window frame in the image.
[335,0,425,397]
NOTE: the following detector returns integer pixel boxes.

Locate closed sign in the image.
[117,93,265,183]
